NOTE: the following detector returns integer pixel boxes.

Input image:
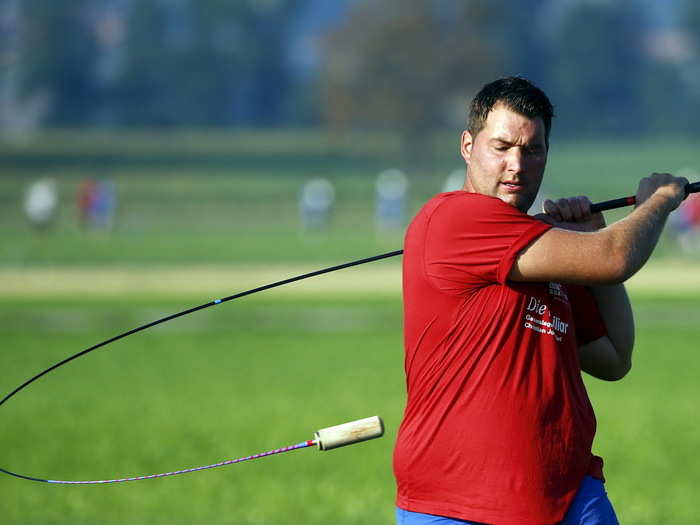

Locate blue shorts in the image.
[396,476,619,525]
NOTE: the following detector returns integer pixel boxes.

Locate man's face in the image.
[461,103,548,213]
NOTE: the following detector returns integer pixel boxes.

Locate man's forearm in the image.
[512,175,686,285]
[604,194,676,282]
[587,283,635,366]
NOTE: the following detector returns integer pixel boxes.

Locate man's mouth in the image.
[501,181,524,192]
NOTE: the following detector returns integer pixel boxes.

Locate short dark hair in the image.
[468,76,554,147]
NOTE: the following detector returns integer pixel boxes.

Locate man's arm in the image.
[535,193,635,380]
[509,174,688,285]
[578,284,634,381]
[509,173,686,380]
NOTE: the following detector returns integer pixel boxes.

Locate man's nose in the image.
[505,148,524,173]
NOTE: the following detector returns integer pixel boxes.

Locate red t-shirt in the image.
[394,192,607,525]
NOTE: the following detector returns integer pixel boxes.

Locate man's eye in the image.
[495,146,508,152]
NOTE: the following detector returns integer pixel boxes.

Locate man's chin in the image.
[497,193,533,213]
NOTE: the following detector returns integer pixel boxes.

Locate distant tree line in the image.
[11,0,305,128]
[4,0,700,139]
[321,0,700,140]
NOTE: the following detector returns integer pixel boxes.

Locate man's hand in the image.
[635,172,688,211]
[535,196,606,232]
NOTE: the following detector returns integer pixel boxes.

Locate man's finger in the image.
[556,198,574,222]
[580,196,593,216]
[569,197,585,221]
[572,196,593,221]
[543,199,562,222]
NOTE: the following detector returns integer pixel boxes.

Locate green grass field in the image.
[1,132,699,524]
[1,285,699,524]
[2,133,699,266]
[0,291,404,525]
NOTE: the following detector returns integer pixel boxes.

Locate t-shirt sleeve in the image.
[424,194,551,293]
[567,284,608,345]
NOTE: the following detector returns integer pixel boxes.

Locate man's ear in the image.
[460,130,473,163]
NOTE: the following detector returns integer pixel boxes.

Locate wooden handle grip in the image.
[314,416,384,451]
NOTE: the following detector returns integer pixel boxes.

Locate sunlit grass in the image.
[1,290,699,524]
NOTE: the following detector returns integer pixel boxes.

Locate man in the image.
[393,77,688,525]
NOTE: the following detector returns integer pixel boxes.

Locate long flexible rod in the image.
[2,182,698,483]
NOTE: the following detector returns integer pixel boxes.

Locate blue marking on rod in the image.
[214,299,222,304]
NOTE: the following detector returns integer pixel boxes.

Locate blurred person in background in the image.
[76,178,117,232]
[76,178,97,230]
[91,179,117,232]
[393,76,688,525]
[24,177,58,231]
[671,192,700,254]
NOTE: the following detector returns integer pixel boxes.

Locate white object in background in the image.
[443,169,465,192]
[376,169,408,232]
[300,178,335,230]
[24,177,58,228]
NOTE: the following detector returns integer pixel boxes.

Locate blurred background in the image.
[3,0,700,256]
[1,1,700,524]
